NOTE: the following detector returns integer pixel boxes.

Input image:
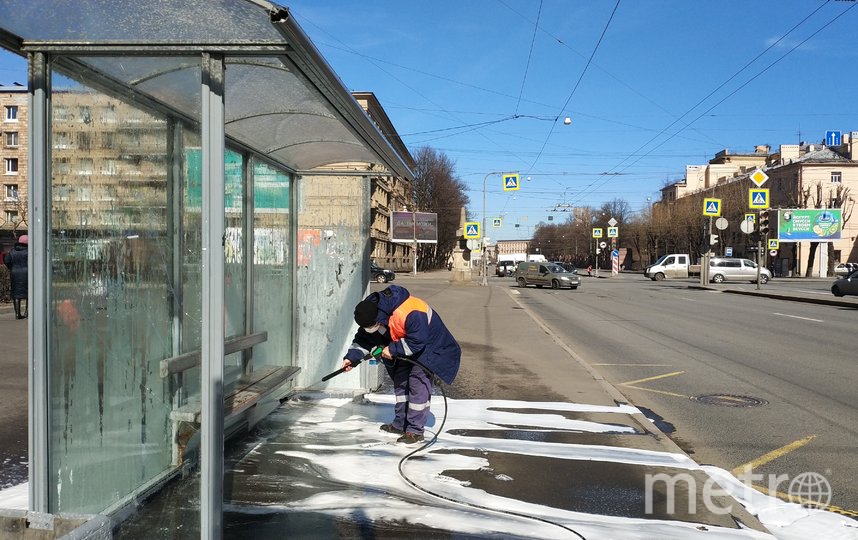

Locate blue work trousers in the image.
[387,359,433,435]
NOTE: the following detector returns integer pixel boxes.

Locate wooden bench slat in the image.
[159,331,268,377]
[168,365,301,424]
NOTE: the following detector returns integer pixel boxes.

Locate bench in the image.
[159,331,270,378]
[160,331,301,462]
[169,364,301,424]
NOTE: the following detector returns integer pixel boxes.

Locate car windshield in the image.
[546,264,565,273]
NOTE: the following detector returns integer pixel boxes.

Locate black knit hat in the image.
[354,299,378,327]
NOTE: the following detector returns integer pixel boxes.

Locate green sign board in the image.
[777,209,842,241]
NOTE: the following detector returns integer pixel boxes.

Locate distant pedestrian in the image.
[4,235,28,319]
[587,265,592,277]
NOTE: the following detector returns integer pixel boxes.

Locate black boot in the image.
[13,299,22,319]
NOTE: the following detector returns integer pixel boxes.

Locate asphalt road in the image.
[502,272,858,516]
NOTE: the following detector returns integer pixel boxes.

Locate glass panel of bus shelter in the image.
[294,174,369,385]
[250,161,292,370]
[47,59,200,516]
[224,149,246,387]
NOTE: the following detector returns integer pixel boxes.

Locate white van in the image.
[709,257,772,284]
[644,254,696,280]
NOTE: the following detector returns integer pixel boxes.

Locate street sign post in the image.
[502,173,520,192]
[750,168,769,187]
[826,130,842,146]
[703,198,721,216]
[749,189,769,209]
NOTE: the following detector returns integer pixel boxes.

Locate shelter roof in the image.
[0,0,413,179]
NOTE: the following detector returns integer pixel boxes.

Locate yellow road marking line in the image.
[622,385,690,399]
[750,484,858,517]
[731,435,816,475]
[620,371,685,387]
[593,363,673,367]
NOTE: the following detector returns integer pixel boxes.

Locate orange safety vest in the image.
[388,296,431,342]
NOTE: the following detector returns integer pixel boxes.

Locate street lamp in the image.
[482,171,504,286]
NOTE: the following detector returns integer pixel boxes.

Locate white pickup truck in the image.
[644,254,701,280]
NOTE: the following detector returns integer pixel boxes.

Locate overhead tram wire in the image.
[496,0,727,149]
[295,13,535,167]
[613,0,857,175]
[567,0,851,209]
[514,0,543,116]
[527,0,622,173]
[605,0,832,176]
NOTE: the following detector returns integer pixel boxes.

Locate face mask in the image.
[363,324,381,334]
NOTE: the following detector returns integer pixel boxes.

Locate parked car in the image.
[370,262,395,283]
[708,257,771,284]
[496,260,516,276]
[831,269,858,297]
[833,262,858,277]
[514,261,580,290]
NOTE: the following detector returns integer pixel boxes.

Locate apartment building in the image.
[1,83,28,248]
[353,92,415,271]
[660,136,858,276]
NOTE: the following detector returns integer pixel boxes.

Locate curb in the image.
[722,288,858,308]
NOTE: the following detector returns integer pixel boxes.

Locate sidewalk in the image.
[116,271,793,539]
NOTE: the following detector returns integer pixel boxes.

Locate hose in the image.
[393,356,587,540]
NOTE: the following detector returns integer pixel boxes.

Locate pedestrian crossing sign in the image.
[502,173,520,192]
[768,239,779,250]
[464,221,480,239]
[608,227,619,238]
[703,198,722,216]
[492,217,502,228]
[749,188,769,209]
[592,228,603,238]
[745,213,756,223]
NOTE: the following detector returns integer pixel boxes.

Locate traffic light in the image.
[759,211,770,235]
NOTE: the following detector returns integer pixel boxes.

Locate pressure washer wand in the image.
[321,345,384,382]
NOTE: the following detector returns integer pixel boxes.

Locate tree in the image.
[411,147,470,270]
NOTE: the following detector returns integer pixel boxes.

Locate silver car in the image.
[831,270,858,297]
[709,257,772,284]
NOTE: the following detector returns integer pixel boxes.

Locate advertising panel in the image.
[414,212,438,243]
[391,211,416,243]
[777,209,842,242]
[391,211,439,243]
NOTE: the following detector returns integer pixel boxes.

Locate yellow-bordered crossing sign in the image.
[703,198,722,216]
[464,222,480,239]
[749,188,769,209]
[502,173,520,192]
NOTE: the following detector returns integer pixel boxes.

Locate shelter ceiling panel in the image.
[270,141,380,172]
[0,0,284,43]
[74,56,202,120]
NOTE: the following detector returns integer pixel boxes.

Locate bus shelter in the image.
[0,1,412,537]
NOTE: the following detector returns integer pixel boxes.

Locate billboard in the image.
[391,211,438,243]
[777,209,842,242]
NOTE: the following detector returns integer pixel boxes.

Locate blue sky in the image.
[2,1,857,241]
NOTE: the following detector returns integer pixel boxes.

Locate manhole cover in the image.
[691,394,768,408]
